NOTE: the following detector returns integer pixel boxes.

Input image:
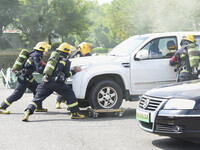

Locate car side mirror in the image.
[135,50,148,60]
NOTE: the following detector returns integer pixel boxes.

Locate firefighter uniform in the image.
[0,42,50,114]
[170,34,199,82]
[22,42,85,121]
[56,42,91,109]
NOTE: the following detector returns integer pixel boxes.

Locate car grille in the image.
[139,95,165,111]
[155,124,174,133]
[155,124,182,133]
[140,121,153,130]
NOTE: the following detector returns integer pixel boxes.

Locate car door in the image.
[131,36,178,94]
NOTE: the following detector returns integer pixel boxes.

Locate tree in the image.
[14,0,57,48]
[0,0,19,49]
[51,0,91,45]
[0,0,19,37]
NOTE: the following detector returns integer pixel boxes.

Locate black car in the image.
[136,80,200,143]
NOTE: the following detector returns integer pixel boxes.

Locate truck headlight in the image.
[163,98,195,109]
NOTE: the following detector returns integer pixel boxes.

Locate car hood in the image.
[145,80,200,99]
[69,55,117,67]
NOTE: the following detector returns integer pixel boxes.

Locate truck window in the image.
[108,36,147,56]
[142,37,177,59]
[194,35,200,51]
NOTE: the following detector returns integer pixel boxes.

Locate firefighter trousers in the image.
[26,80,80,114]
[1,79,40,109]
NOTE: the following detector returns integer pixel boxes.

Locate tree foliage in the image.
[0,0,19,36]
[14,0,57,48]
[2,0,200,50]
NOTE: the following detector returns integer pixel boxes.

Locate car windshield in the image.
[108,36,148,56]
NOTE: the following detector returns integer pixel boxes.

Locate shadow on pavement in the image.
[152,137,200,150]
[20,108,136,122]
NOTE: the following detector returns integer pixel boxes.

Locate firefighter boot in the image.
[22,109,31,122]
[35,107,48,112]
[56,102,61,109]
[71,112,85,119]
[0,108,10,114]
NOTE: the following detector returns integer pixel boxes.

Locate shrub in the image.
[0,50,51,69]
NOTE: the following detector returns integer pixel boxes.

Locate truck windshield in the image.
[108,36,148,56]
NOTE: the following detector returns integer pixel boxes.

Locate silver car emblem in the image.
[143,98,150,109]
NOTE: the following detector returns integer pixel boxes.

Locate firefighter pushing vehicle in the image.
[22,42,85,121]
[169,34,200,82]
[0,42,50,114]
[55,42,92,109]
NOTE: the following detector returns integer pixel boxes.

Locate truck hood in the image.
[69,55,117,67]
[145,80,200,100]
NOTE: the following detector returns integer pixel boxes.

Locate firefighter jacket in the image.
[170,44,192,77]
[23,50,45,74]
[17,50,45,83]
[51,52,76,84]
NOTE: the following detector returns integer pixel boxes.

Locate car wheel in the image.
[89,80,123,109]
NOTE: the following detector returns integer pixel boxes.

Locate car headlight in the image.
[163,98,195,109]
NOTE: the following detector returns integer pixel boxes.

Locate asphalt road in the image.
[0,80,199,150]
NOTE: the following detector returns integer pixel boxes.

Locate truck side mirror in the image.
[135,50,148,60]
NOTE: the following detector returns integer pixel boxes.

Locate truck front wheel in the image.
[89,80,123,109]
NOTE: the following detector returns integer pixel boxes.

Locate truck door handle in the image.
[122,63,130,68]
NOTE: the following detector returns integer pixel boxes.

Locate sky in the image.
[98,0,113,5]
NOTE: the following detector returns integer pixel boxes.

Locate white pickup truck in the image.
[68,32,200,109]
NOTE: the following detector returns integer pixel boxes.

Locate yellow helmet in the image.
[79,42,91,55]
[56,42,71,54]
[34,42,51,52]
[182,34,194,43]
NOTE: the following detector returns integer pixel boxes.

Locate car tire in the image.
[89,80,123,109]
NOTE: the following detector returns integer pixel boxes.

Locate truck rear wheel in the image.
[89,80,123,109]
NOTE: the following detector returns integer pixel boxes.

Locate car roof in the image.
[136,31,200,38]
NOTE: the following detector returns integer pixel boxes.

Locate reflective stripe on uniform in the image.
[30,102,37,108]
[180,54,186,58]
[60,60,66,66]
[29,76,35,82]
[181,70,189,73]
[19,54,27,59]
[47,64,55,70]
[16,61,22,65]
[69,71,73,76]
[4,99,11,106]
[27,59,32,65]
[67,101,78,108]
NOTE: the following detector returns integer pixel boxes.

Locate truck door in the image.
[131,36,177,94]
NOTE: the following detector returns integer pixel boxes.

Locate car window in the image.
[108,36,148,56]
[194,35,200,51]
[141,36,177,59]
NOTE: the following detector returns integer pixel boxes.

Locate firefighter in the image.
[0,42,50,114]
[55,42,91,109]
[22,42,85,121]
[70,42,91,58]
[169,34,200,82]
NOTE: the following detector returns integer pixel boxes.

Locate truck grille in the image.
[139,96,165,111]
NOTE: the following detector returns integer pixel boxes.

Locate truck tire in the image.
[89,80,123,109]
